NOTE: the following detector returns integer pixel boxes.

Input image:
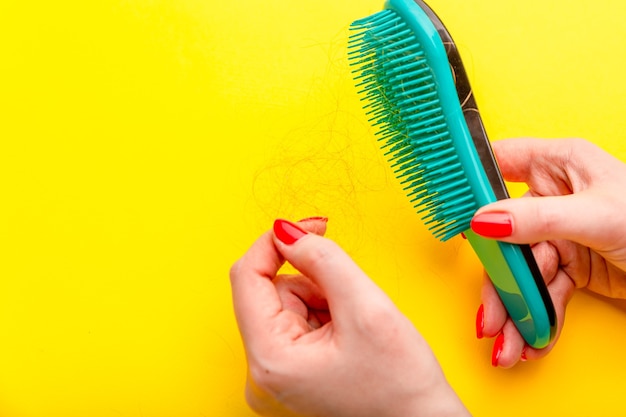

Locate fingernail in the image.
[520,346,528,362]
[491,333,505,367]
[274,219,308,245]
[476,304,484,339]
[297,216,329,223]
[471,212,513,238]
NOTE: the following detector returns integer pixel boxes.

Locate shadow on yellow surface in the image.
[2,0,626,416]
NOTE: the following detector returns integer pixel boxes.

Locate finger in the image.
[531,241,560,285]
[472,191,623,251]
[492,320,525,368]
[229,219,328,344]
[273,219,396,330]
[492,138,558,183]
[230,230,283,345]
[480,275,506,339]
[273,274,329,329]
[297,216,329,236]
[492,138,616,192]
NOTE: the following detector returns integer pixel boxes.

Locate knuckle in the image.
[565,137,589,150]
[301,240,339,270]
[554,138,585,169]
[536,205,560,236]
[562,137,593,158]
[354,300,403,337]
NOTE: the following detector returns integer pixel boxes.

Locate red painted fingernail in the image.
[297,216,329,223]
[274,219,307,245]
[476,304,484,339]
[471,212,513,238]
[520,346,528,362]
[491,333,505,367]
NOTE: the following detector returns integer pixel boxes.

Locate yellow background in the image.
[2,0,626,416]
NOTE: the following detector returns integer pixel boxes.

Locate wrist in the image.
[407,382,471,417]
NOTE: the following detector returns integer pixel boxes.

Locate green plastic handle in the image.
[465,230,554,348]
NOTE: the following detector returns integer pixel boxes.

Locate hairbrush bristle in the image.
[349,10,478,241]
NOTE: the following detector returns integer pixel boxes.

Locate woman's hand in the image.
[230,218,470,417]
[472,138,626,367]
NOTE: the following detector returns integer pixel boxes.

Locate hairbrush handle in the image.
[465,230,556,348]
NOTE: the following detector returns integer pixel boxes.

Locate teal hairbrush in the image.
[348,0,556,348]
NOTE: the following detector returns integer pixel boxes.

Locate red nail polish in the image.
[274,219,307,245]
[471,212,513,238]
[520,346,528,362]
[476,304,484,339]
[492,333,505,367]
[297,216,329,223]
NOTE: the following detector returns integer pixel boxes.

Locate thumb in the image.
[272,219,395,327]
[470,190,621,251]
